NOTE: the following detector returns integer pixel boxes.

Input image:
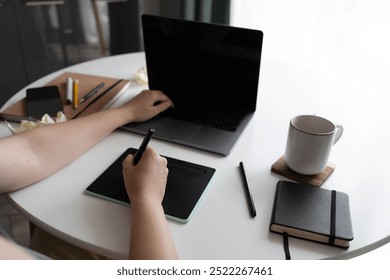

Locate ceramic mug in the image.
[284,115,343,175]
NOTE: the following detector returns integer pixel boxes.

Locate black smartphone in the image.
[26,86,63,119]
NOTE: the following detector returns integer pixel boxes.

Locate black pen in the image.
[133,128,155,165]
[239,161,257,217]
[80,82,105,104]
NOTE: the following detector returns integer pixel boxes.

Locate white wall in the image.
[230,0,390,93]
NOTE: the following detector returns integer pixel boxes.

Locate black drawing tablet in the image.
[86,148,216,223]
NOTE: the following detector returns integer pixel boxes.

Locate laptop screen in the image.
[142,14,263,112]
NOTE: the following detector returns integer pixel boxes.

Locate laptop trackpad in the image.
[122,117,202,141]
[154,118,202,141]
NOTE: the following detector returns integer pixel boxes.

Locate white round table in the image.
[1,52,389,259]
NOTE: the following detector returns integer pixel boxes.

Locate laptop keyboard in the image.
[163,106,247,132]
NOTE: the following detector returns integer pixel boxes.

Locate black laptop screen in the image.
[142,14,263,112]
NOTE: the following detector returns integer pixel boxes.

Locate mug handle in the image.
[333,124,343,144]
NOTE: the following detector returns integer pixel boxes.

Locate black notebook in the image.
[270,181,354,248]
[86,148,216,223]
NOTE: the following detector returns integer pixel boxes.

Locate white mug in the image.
[284,115,343,175]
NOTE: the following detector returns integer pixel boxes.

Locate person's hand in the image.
[123,147,178,260]
[120,90,173,123]
[122,147,168,206]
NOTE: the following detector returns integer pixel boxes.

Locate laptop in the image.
[122,14,263,155]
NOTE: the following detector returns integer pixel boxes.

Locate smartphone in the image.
[26,86,63,119]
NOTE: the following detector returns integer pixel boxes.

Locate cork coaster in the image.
[271,155,335,187]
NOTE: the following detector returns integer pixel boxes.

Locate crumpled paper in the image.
[6,112,67,134]
[134,66,148,85]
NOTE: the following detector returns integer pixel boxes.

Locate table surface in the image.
[2,52,389,260]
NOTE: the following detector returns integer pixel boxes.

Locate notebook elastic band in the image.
[283,232,291,260]
[329,190,337,245]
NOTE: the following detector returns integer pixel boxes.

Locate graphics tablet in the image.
[86,148,216,223]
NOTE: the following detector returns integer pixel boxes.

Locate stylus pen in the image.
[239,161,257,217]
[133,128,155,165]
[80,82,105,104]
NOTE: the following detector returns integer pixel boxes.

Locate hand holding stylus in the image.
[133,128,155,165]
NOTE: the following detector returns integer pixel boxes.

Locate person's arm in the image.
[0,90,172,193]
[122,147,179,260]
[0,236,36,260]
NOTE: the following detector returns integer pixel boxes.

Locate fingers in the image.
[122,147,167,169]
[142,90,174,110]
[122,147,168,204]
[122,153,135,168]
[123,90,173,123]
[144,147,168,170]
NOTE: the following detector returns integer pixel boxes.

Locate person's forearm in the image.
[1,89,172,193]
[129,201,178,260]
[0,236,37,260]
[0,107,130,192]
[26,107,129,165]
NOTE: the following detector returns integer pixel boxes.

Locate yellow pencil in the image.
[73,79,79,109]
